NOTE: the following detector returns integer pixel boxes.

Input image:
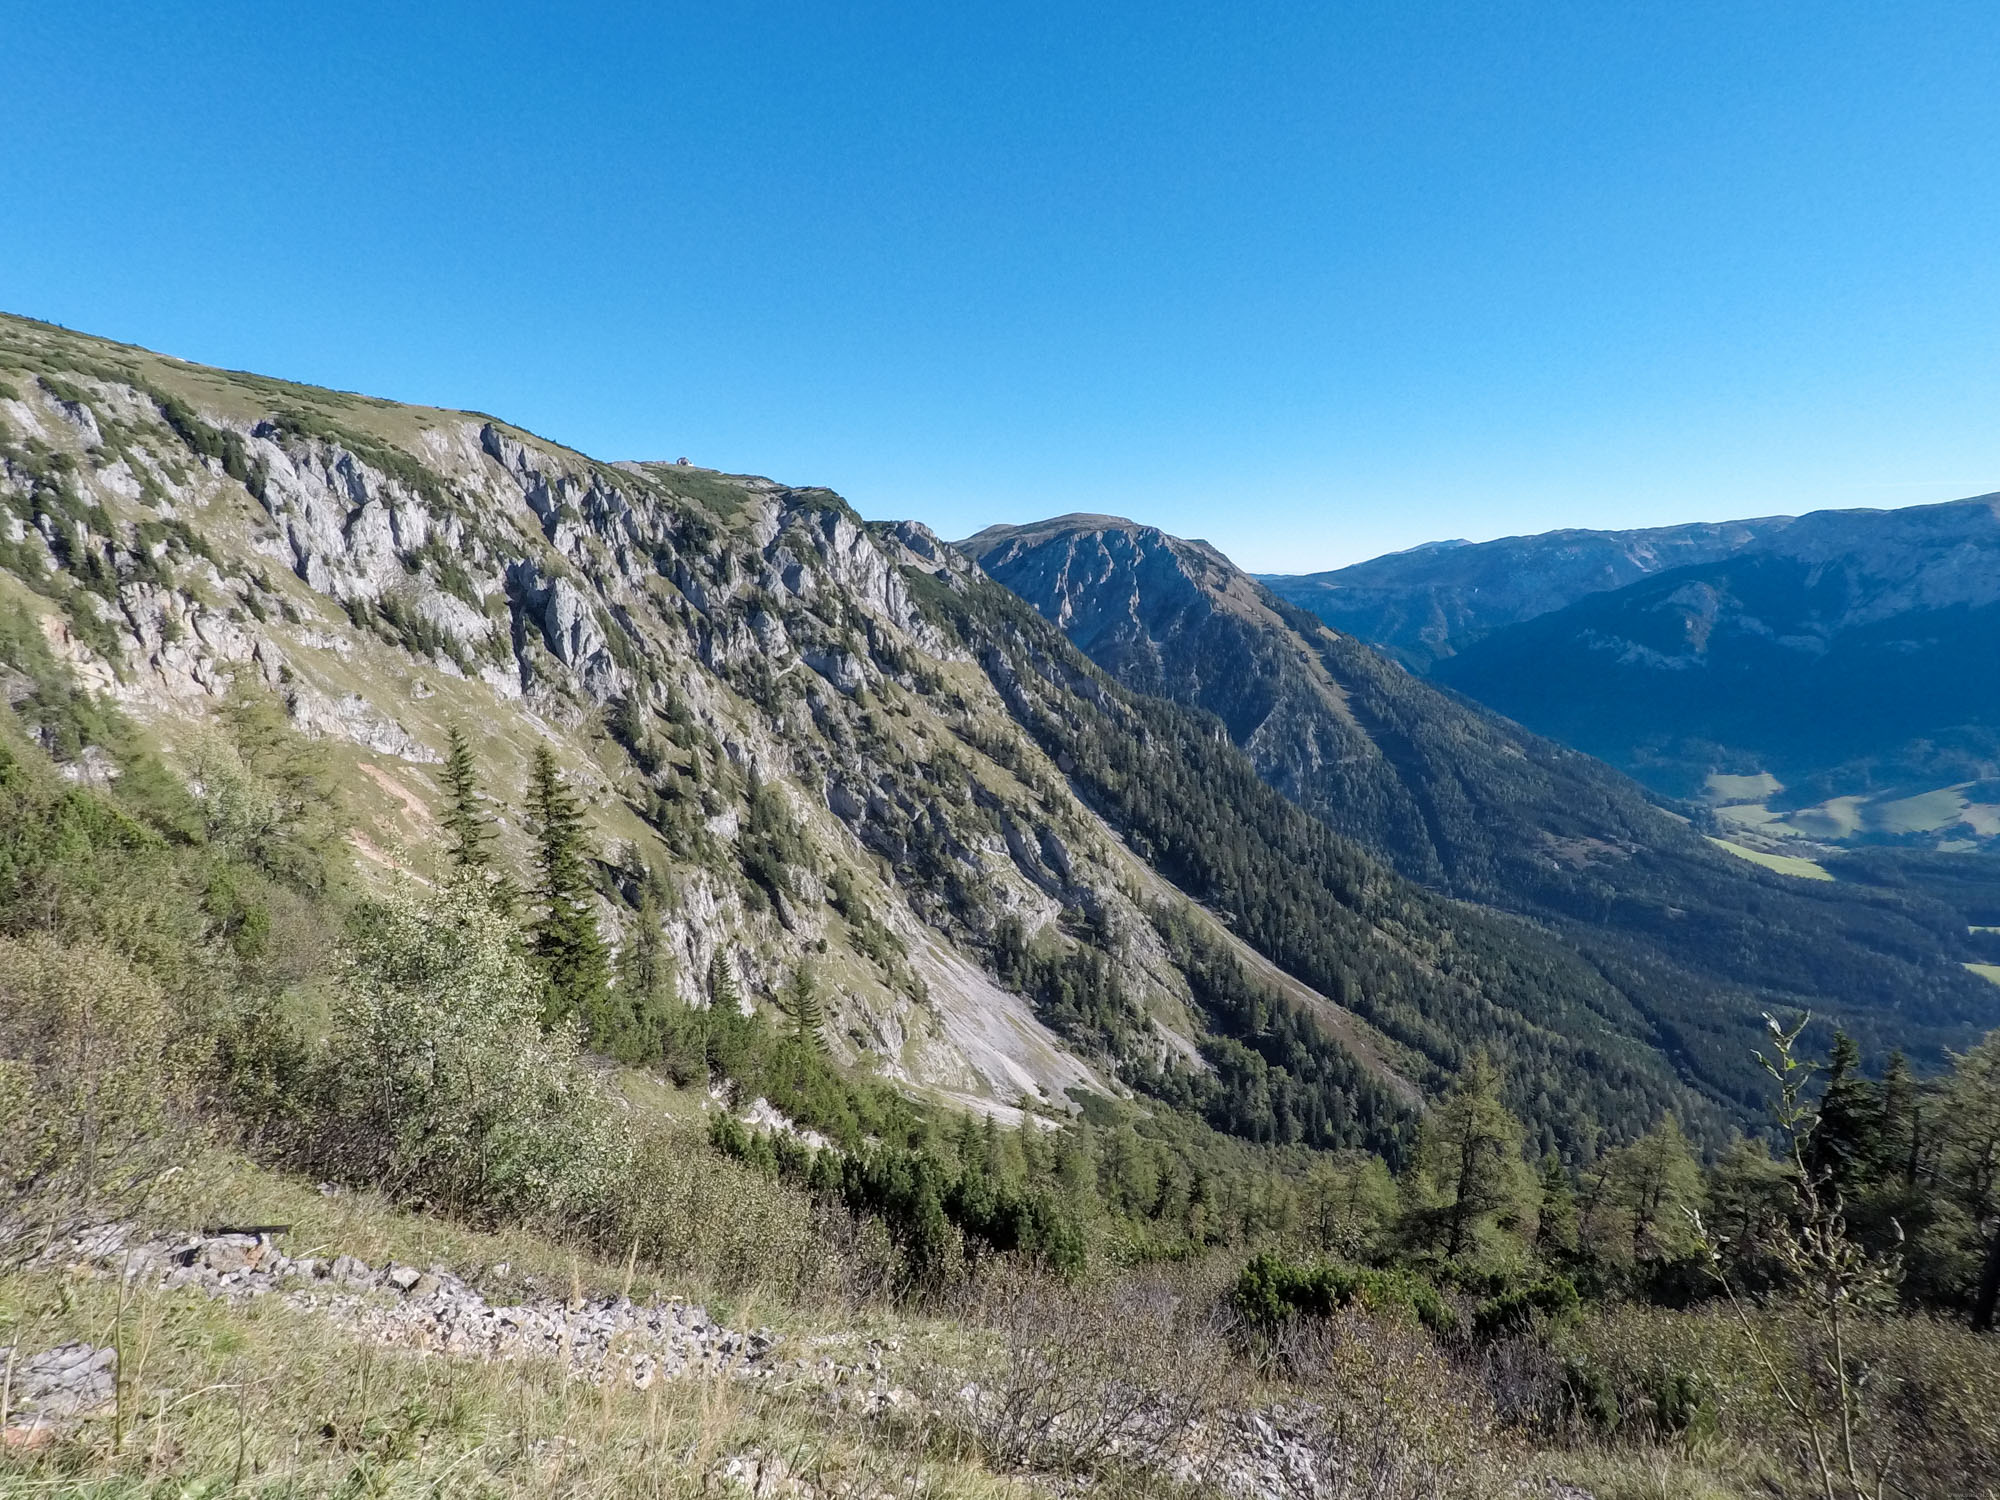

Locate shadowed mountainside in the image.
[1259,516,1795,670]
[962,513,1998,1114]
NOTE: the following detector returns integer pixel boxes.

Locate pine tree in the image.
[439,723,494,871]
[525,746,608,1028]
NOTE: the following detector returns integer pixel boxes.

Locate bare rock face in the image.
[1,1341,118,1422]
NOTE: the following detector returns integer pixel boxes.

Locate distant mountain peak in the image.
[955,513,1153,547]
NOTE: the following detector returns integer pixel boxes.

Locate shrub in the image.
[587,1123,893,1304]
[0,934,197,1264]
[1259,1309,1496,1497]
[1232,1250,1456,1335]
[1474,1273,1581,1341]
[934,1268,1235,1477]
[1562,1354,1623,1436]
[300,875,626,1225]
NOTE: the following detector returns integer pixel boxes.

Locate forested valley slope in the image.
[963,514,1997,1109]
[5,315,2000,1499]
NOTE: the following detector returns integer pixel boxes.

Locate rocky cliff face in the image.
[1261,516,1796,670]
[962,515,1403,840]
[5,312,1991,1156]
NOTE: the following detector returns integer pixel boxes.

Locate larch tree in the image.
[1604,1114,1705,1262]
[1407,1052,1532,1258]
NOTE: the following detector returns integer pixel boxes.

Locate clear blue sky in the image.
[6,2,1999,571]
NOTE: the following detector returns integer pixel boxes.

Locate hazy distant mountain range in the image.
[1257,516,1798,670]
[1257,498,2000,855]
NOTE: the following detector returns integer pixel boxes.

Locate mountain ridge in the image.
[1260,514,1799,669]
[962,512,1998,1112]
[7,310,1995,1169]
[1430,494,2000,844]
[4,309,1771,1164]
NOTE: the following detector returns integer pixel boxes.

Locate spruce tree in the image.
[708,949,742,1013]
[1877,1051,1921,1188]
[606,872,678,1065]
[1810,1030,1883,1195]
[439,723,493,871]
[782,964,825,1048]
[1940,1031,2000,1330]
[525,745,608,1028]
[1533,1152,1580,1254]
[701,949,750,1085]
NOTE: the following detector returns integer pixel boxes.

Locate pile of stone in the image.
[44,1224,781,1389]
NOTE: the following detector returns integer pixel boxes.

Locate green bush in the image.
[1232,1250,1456,1335]
[1561,1355,1622,1436]
[0,934,197,1264]
[300,874,625,1225]
[1638,1360,1719,1442]
[1474,1274,1582,1341]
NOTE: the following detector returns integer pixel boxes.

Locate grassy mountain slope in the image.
[962,515,1997,1116]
